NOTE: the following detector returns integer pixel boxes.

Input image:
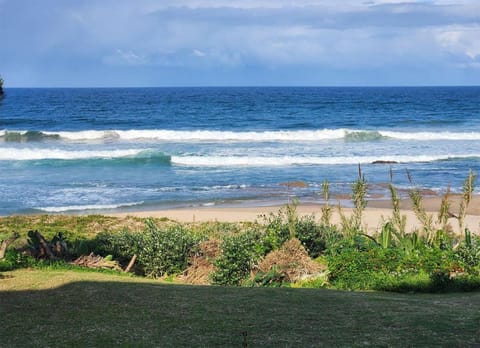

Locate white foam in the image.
[171,154,480,167]
[379,131,480,140]
[0,148,145,161]
[5,128,480,142]
[36,201,144,213]
[54,129,348,142]
[46,130,119,140]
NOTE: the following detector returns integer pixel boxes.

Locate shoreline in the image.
[108,195,480,234]
[2,195,479,234]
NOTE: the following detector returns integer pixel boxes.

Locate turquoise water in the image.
[1,87,479,214]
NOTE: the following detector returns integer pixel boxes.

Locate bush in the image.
[138,221,202,278]
[212,230,264,286]
[261,213,291,253]
[0,250,36,271]
[262,208,340,258]
[93,229,142,264]
[295,218,340,258]
[326,245,404,290]
[454,236,480,275]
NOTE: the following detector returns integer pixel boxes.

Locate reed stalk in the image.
[321,180,332,226]
[285,198,299,239]
[388,167,406,236]
[337,203,354,237]
[437,186,451,233]
[407,170,434,243]
[351,164,367,231]
[458,170,476,233]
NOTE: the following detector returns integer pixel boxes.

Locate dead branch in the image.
[124,254,137,273]
[0,232,19,259]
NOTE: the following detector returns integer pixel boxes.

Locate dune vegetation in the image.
[2,169,480,293]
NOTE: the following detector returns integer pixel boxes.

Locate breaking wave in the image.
[3,128,480,142]
[0,148,170,162]
[171,154,480,167]
[36,201,144,213]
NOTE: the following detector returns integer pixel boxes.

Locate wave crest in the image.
[0,148,170,162]
[171,154,480,167]
[3,128,480,142]
[36,201,144,213]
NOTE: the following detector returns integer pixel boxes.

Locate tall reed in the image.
[351,164,367,231]
[407,170,434,243]
[321,180,332,226]
[458,170,476,233]
[388,167,406,236]
[437,186,451,233]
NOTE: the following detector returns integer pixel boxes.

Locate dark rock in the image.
[372,160,398,164]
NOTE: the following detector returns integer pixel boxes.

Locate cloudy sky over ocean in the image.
[1,0,479,86]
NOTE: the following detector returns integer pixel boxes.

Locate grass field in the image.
[1,269,480,347]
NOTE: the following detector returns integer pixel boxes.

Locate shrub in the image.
[295,217,340,258]
[261,213,291,253]
[326,245,404,290]
[453,229,480,275]
[212,230,264,286]
[262,207,340,258]
[93,229,142,264]
[138,221,202,278]
[0,249,36,271]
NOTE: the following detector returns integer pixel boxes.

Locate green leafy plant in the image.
[249,266,287,287]
[138,220,202,278]
[454,229,480,275]
[212,230,264,286]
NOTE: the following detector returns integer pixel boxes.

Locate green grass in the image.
[1,269,480,347]
[0,215,148,240]
[0,215,245,243]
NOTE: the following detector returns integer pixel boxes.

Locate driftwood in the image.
[124,254,137,273]
[0,232,19,259]
[34,231,58,260]
[72,253,122,271]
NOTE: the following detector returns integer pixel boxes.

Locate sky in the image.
[1,0,479,87]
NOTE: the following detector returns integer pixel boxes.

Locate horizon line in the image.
[3,84,480,89]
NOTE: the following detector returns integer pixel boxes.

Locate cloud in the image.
[103,49,149,66]
[435,25,480,60]
[1,0,480,86]
[192,49,206,57]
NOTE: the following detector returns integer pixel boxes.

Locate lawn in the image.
[1,269,479,347]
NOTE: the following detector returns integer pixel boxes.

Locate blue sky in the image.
[1,0,479,87]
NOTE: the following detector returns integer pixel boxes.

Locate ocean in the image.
[0,87,479,215]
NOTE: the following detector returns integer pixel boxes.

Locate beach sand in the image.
[110,195,480,234]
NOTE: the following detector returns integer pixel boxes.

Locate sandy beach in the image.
[110,195,480,234]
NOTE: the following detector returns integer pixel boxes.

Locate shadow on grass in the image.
[1,278,480,347]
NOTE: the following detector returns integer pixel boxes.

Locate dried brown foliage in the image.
[257,238,323,282]
[179,238,222,285]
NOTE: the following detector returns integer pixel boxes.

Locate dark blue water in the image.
[1,87,479,214]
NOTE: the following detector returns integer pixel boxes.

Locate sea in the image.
[0,87,479,215]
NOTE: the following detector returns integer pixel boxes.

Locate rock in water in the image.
[372,160,398,164]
